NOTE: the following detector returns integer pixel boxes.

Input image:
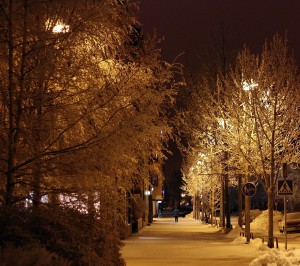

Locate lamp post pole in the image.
[245,172,251,243]
[224,151,231,229]
[242,80,258,242]
[220,177,225,227]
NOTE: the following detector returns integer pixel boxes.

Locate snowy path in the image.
[121,217,260,266]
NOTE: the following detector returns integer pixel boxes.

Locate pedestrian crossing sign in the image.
[277,180,293,195]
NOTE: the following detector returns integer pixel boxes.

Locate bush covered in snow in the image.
[0,206,125,265]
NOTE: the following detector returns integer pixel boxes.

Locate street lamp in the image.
[242,80,258,91]
[46,19,70,33]
[242,80,257,243]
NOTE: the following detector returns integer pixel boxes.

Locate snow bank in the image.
[250,209,264,221]
[231,236,247,244]
[249,249,300,266]
[226,224,244,238]
[230,234,264,248]
[251,210,283,232]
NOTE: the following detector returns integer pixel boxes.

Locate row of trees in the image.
[0,0,181,263]
[181,33,300,248]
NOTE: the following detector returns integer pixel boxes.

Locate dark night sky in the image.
[138,0,300,65]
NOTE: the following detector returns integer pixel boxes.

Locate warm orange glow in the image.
[242,80,258,91]
[46,19,70,33]
[52,23,70,33]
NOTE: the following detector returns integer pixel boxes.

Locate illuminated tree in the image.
[0,0,180,262]
[183,148,222,224]
[219,34,300,247]
[180,25,241,228]
[0,0,176,202]
[181,33,300,248]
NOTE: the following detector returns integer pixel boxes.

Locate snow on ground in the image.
[123,212,300,265]
[251,210,283,232]
[228,210,300,265]
[250,249,300,266]
[226,223,244,238]
[228,233,300,265]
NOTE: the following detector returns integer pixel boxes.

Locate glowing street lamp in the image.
[242,80,258,91]
[242,79,257,243]
[52,23,70,33]
[46,19,70,33]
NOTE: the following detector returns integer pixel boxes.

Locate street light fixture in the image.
[242,80,257,243]
[242,80,258,91]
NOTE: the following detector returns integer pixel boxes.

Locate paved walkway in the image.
[121,217,259,266]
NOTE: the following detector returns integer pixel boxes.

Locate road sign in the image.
[277,180,293,195]
[242,182,256,197]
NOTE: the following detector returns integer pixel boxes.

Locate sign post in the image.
[278,163,293,250]
[242,182,256,243]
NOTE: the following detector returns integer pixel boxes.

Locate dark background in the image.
[138,0,300,64]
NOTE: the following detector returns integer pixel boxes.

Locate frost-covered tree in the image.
[0,0,136,205]
[0,0,178,207]
[0,0,180,262]
[179,26,240,228]
[181,33,300,248]
[219,34,300,247]
[183,149,222,224]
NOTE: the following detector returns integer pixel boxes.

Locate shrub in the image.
[0,243,70,266]
[0,206,125,265]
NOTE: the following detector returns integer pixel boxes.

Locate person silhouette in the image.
[174,208,179,223]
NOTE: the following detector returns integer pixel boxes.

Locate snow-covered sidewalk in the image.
[121,216,300,266]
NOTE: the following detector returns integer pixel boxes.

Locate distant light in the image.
[41,195,49,203]
[218,118,228,128]
[53,23,70,33]
[46,19,70,33]
[242,81,258,91]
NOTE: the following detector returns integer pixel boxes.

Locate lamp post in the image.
[218,118,231,229]
[242,80,258,243]
[245,172,251,243]
[224,151,231,229]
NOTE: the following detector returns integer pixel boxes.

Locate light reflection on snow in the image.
[139,237,173,240]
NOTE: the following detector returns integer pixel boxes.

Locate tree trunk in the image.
[6,0,16,206]
[211,180,215,226]
[238,175,243,227]
[32,159,42,208]
[220,177,225,227]
[88,190,96,216]
[268,183,275,248]
[225,172,231,228]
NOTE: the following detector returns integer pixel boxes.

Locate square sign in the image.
[277,180,293,195]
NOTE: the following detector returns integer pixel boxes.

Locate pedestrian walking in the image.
[174,207,179,223]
